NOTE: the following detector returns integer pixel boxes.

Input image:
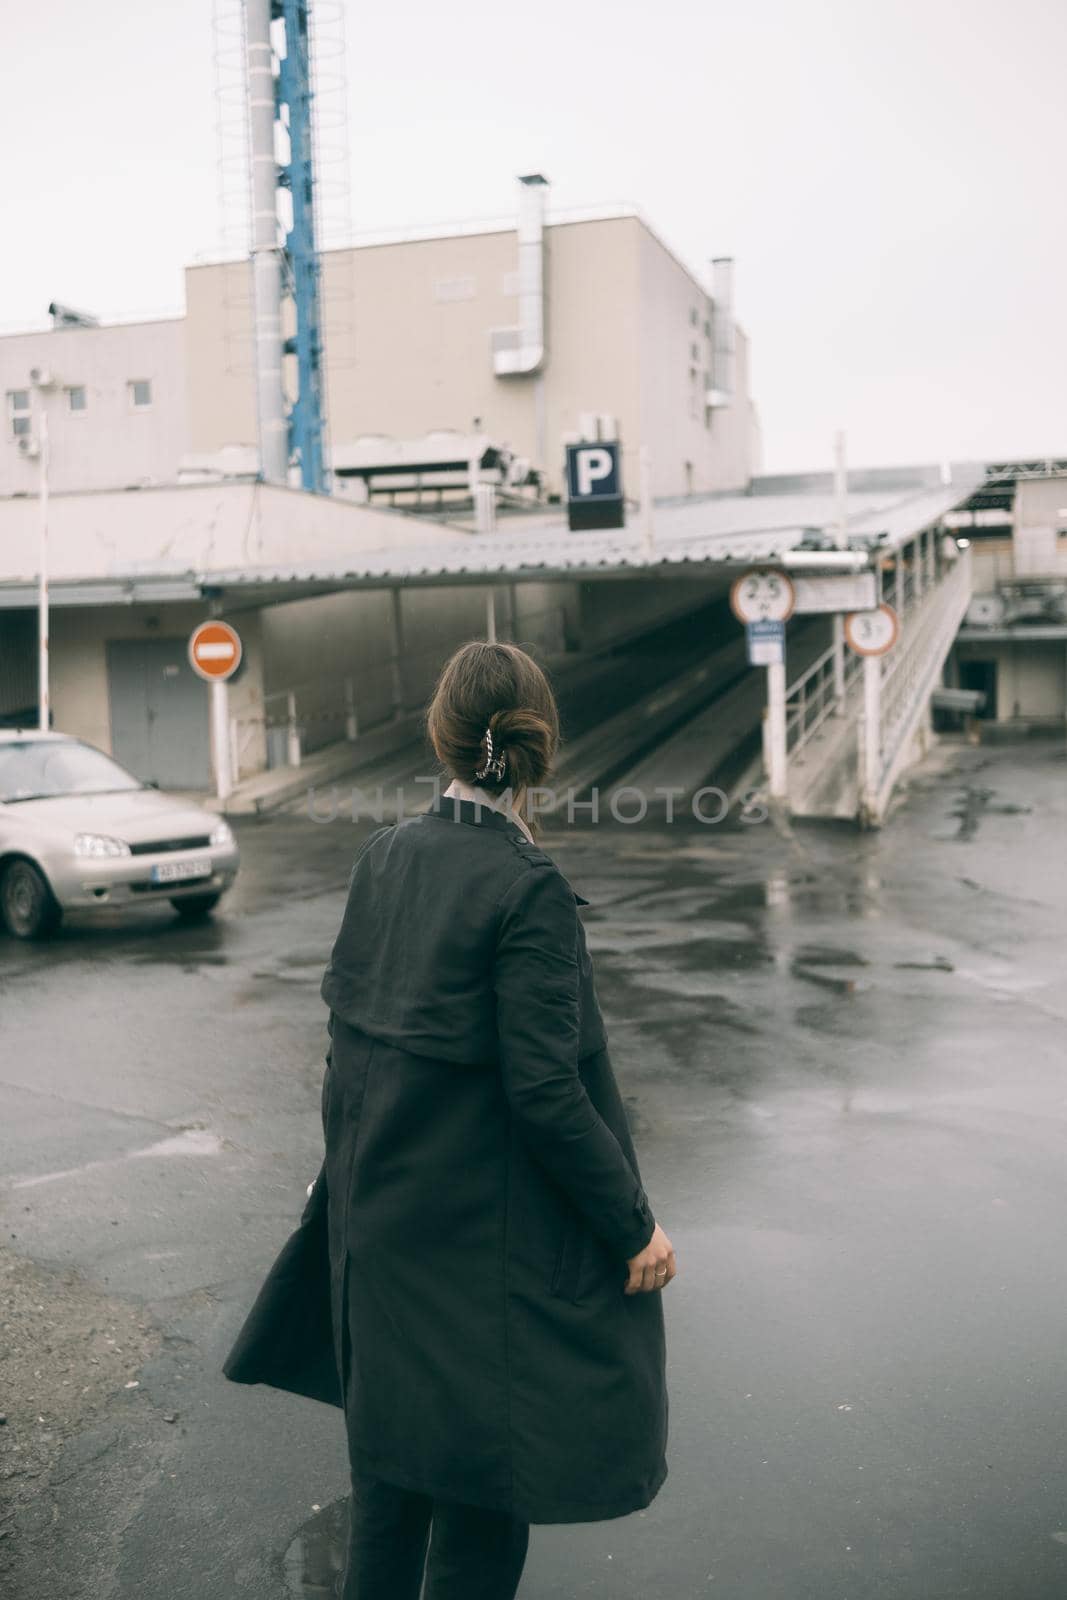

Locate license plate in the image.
[150,858,212,885]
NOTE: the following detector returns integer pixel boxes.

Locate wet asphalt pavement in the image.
[1,737,1066,1599]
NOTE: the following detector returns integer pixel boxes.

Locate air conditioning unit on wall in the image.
[965,594,1004,628]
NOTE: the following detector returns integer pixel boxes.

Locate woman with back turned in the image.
[319,639,673,1598]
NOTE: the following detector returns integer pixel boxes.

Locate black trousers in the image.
[341,1470,530,1600]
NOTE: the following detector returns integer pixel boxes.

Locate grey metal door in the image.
[107,639,212,790]
[0,611,37,723]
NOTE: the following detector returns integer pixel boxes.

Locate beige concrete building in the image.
[0,185,762,793]
[3,190,757,506]
[185,206,758,501]
[1,316,186,496]
[948,465,1067,725]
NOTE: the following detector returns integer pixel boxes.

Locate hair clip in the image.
[474,725,507,782]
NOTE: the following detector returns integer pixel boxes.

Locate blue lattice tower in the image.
[275,0,328,493]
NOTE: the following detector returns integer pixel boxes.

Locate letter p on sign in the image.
[565,440,624,530]
[576,447,613,497]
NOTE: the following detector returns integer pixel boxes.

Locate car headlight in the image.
[74,833,131,858]
[210,820,234,847]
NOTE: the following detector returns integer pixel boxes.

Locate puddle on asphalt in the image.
[651,935,775,972]
[637,995,755,1038]
[283,1497,349,1598]
[794,1001,843,1034]
[792,944,870,968]
[950,785,1032,840]
[252,949,327,985]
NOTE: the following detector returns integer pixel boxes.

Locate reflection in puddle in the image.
[283,1498,348,1598]
[793,944,870,968]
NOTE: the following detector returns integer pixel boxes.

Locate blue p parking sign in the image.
[566,441,624,531]
[566,442,620,500]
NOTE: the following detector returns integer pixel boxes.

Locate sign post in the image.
[730,568,795,800]
[832,432,849,710]
[844,604,899,820]
[188,621,243,803]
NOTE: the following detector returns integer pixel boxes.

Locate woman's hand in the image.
[624,1223,676,1294]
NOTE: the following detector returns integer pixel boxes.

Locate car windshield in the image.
[0,740,143,803]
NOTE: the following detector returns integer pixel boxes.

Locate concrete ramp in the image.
[782,547,974,825]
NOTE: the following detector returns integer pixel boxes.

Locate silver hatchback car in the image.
[0,731,240,939]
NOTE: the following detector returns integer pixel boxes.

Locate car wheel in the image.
[170,893,223,921]
[0,859,62,940]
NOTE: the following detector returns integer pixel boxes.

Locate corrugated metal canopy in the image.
[196,477,981,587]
[0,473,981,609]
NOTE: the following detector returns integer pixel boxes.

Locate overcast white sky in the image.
[7,0,1066,471]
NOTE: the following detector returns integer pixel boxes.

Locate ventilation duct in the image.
[245,0,288,484]
[492,174,547,377]
[706,256,735,409]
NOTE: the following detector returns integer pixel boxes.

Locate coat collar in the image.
[424,791,529,838]
[422,791,590,905]
[438,777,534,842]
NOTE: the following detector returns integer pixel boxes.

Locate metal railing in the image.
[781,541,972,822]
[785,641,863,758]
[864,546,973,818]
[784,531,951,751]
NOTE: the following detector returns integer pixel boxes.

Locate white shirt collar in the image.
[443,776,535,844]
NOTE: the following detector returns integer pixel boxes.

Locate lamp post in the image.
[29,370,58,730]
[37,408,49,730]
[831,429,848,711]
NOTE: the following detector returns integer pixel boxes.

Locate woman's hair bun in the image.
[426,641,560,798]
[483,705,555,793]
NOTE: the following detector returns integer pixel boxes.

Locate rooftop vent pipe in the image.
[492,174,547,377]
[245,0,288,484]
[706,256,735,409]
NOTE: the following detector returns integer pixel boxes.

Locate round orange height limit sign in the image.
[188,621,242,682]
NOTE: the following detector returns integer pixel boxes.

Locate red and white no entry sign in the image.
[188,620,242,682]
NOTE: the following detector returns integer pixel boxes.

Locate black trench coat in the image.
[224,793,668,1524]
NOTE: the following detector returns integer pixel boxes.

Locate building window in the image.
[7,390,31,438]
[704,318,712,339]
[129,379,152,409]
[67,385,87,413]
[691,342,701,362]
[689,307,699,326]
